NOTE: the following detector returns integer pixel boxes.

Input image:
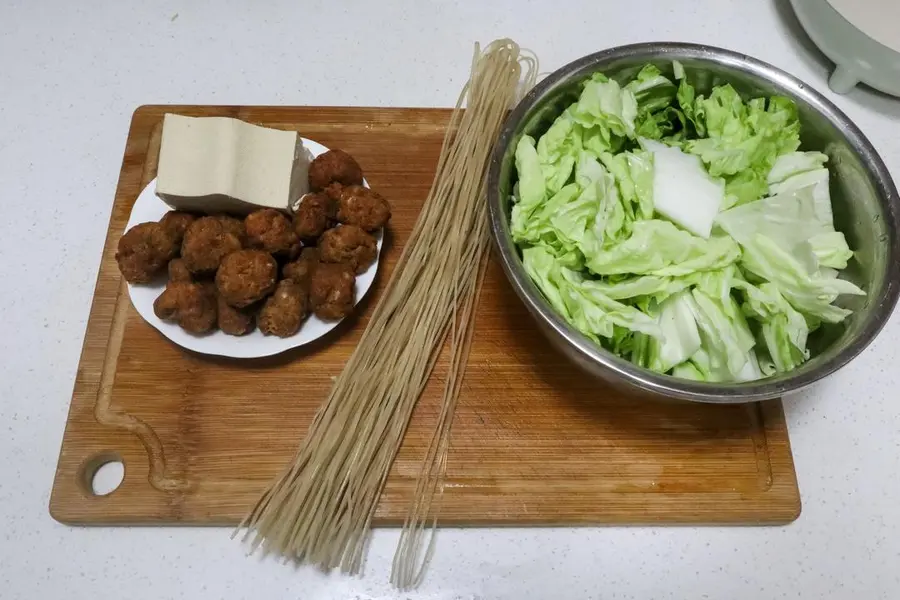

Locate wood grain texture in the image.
[50,105,801,526]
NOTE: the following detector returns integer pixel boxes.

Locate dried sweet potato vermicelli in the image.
[237,38,538,587]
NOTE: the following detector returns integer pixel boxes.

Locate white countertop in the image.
[3,1,899,598]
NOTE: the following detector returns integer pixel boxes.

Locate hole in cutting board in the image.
[91,461,124,495]
[80,453,125,496]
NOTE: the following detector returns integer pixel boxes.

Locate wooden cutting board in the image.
[50,105,801,526]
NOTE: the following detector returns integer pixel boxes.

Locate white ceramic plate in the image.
[125,138,382,358]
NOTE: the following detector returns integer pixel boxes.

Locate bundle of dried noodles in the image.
[237,38,538,589]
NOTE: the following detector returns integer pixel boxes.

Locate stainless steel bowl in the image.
[487,43,900,403]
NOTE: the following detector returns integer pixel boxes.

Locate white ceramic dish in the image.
[791,0,900,97]
[125,138,382,359]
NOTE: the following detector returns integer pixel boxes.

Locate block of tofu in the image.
[155,114,311,214]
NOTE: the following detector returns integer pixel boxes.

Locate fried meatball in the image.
[159,211,196,246]
[198,280,218,297]
[283,247,320,288]
[244,208,300,256]
[308,149,364,192]
[323,182,345,203]
[168,258,192,283]
[318,225,378,275]
[153,281,217,334]
[214,249,278,308]
[211,214,246,244]
[216,293,255,336]
[293,193,336,241]
[310,262,355,321]
[335,185,391,232]
[181,216,243,274]
[116,222,178,283]
[258,280,308,337]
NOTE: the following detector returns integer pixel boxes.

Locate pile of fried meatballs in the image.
[115,149,391,338]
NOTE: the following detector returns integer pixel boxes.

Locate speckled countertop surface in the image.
[2,1,899,598]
